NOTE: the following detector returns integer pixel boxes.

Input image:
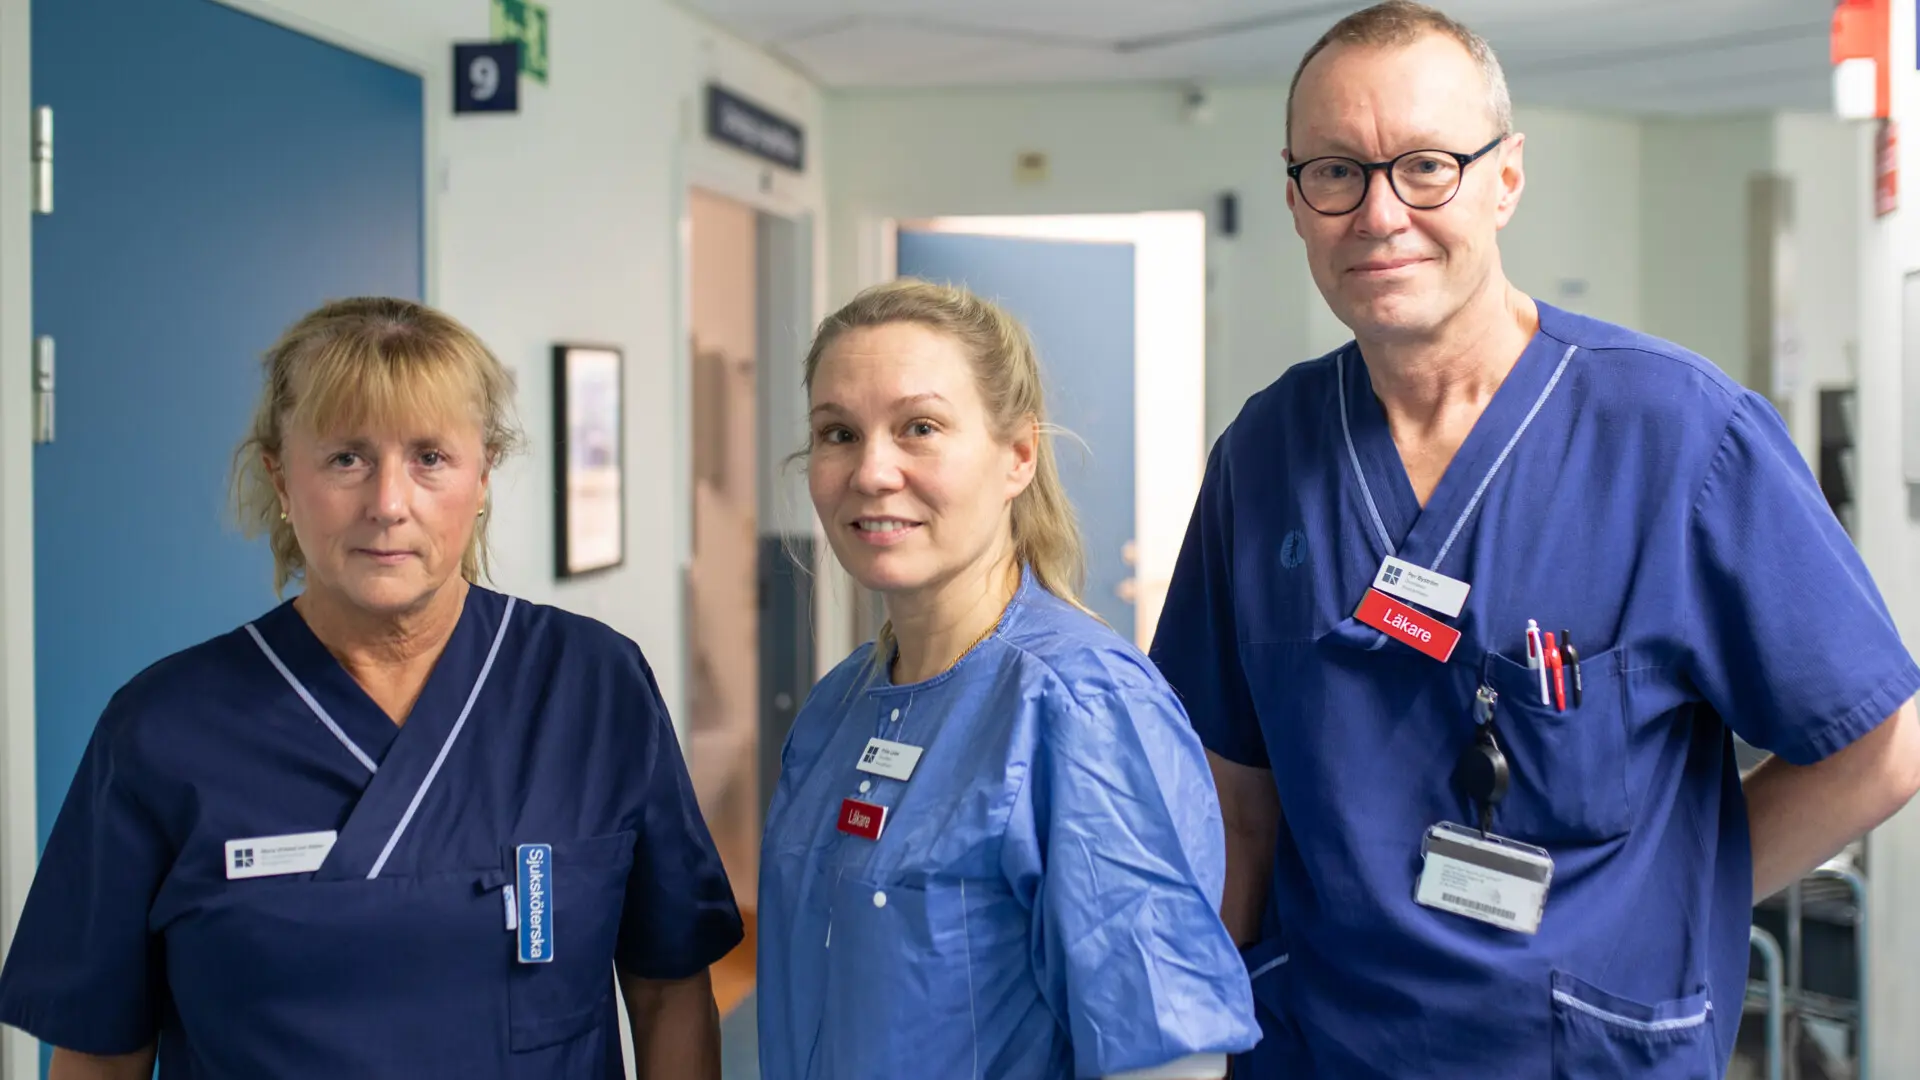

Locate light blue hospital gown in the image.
[757,570,1260,1079]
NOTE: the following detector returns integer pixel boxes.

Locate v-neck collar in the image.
[1337,310,1577,576]
[249,585,520,880]
[249,584,494,770]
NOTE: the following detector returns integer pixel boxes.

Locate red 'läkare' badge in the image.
[1354,588,1461,662]
[837,798,887,842]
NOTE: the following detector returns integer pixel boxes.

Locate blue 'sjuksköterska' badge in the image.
[517,843,553,964]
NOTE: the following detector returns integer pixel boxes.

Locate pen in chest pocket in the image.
[1559,631,1582,708]
[1524,620,1550,706]
[1543,633,1565,712]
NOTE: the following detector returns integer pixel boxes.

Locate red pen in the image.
[1543,631,1566,712]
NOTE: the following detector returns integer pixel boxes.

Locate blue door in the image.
[896,232,1137,641]
[30,0,424,1012]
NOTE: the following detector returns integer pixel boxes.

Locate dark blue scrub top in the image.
[1151,303,1920,1079]
[0,585,742,1077]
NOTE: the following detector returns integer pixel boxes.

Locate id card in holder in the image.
[1415,822,1553,935]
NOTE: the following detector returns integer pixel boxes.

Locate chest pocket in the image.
[817,872,983,1078]
[1480,647,1631,845]
[500,831,635,1052]
[1551,971,1715,1079]
[1244,631,1636,854]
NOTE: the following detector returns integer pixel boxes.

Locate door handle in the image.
[33,335,53,444]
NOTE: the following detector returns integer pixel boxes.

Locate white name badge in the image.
[1414,822,1552,935]
[1373,556,1471,619]
[855,738,923,782]
[224,830,337,880]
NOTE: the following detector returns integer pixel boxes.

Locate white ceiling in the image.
[683,0,1838,115]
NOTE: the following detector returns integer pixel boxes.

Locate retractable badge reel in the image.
[1452,685,1508,835]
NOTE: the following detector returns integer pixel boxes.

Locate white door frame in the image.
[0,0,39,1072]
[0,5,438,1074]
[673,136,841,678]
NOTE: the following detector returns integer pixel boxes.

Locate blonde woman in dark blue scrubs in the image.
[0,298,742,1078]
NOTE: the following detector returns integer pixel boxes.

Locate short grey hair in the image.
[1285,0,1513,148]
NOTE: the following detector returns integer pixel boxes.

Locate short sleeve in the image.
[1681,393,1920,764]
[0,700,171,1054]
[1151,437,1267,767]
[1024,687,1260,1078]
[612,644,745,980]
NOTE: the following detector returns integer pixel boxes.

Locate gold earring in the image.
[279,510,287,522]
[477,507,487,517]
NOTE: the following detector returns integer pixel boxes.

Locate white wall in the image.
[1479,110,1645,334]
[0,2,820,1074]
[1638,115,1775,389]
[1633,111,1866,452]
[826,85,1645,442]
[1773,112,1867,462]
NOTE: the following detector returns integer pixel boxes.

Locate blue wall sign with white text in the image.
[706,83,805,171]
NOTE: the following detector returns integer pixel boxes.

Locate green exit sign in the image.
[490,0,549,85]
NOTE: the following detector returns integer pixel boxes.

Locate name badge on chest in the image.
[837,798,888,842]
[855,738,923,782]
[224,830,336,880]
[1371,556,1471,618]
[516,843,554,964]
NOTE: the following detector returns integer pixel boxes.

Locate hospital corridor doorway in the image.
[684,185,815,1039]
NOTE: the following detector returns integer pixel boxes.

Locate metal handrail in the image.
[1749,924,1785,1080]
[1810,862,1868,1080]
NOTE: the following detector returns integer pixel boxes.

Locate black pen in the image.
[1560,630,1582,708]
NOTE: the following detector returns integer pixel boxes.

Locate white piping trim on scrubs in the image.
[1338,344,1578,576]
[1248,953,1290,980]
[1336,349,1398,557]
[246,622,380,776]
[367,596,516,880]
[1551,989,1711,1033]
[1431,344,1578,574]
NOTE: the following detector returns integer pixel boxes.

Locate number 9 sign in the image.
[469,55,500,102]
[453,42,520,114]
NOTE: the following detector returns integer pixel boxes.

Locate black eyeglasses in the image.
[1286,134,1507,216]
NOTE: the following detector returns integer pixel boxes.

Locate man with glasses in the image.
[1151,2,1920,1077]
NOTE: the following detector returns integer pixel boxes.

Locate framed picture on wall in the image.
[553,343,625,578]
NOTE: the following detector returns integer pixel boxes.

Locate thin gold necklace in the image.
[895,600,1006,683]
[943,615,1000,672]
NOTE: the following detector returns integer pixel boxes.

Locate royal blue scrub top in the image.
[757,570,1260,1079]
[1151,302,1920,1079]
[0,585,742,1077]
